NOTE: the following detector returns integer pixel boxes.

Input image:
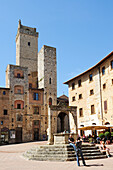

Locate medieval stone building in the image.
[64,52,113,136]
[0,20,57,144]
[0,21,77,145]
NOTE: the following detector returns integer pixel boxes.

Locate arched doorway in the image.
[49,97,52,106]
[57,112,70,133]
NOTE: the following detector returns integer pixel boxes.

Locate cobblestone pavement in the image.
[0,141,113,170]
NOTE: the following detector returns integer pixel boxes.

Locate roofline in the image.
[0,87,10,90]
[64,51,113,84]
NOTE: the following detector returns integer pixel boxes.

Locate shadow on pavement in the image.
[85,164,104,167]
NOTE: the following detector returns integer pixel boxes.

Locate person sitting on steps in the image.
[100,141,111,158]
[68,134,76,152]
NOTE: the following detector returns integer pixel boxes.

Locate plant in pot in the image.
[111,132,113,142]
[99,133,104,140]
[99,133,104,144]
[111,132,113,136]
[104,131,110,144]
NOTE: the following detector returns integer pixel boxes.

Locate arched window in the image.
[105,122,110,125]
[92,123,96,125]
[49,98,52,105]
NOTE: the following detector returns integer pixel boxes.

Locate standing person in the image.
[68,134,76,152]
[75,137,86,166]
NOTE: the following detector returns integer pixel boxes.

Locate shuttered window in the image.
[79,108,83,117]
[91,105,95,114]
[104,100,107,113]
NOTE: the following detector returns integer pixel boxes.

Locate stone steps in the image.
[24,155,107,162]
[25,152,102,157]
[23,144,107,161]
[26,149,100,154]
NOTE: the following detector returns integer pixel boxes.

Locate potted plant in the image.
[99,133,104,140]
[104,131,110,144]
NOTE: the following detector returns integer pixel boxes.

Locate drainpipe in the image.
[98,67,103,125]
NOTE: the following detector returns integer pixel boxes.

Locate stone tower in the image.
[16,20,39,73]
[38,45,57,107]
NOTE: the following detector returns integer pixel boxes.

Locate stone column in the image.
[48,106,53,144]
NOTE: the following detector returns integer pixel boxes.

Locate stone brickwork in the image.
[0,88,10,144]
[16,20,39,73]
[1,20,76,145]
[38,45,57,106]
[0,21,58,144]
[38,45,57,137]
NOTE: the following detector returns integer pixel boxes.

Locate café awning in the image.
[78,125,113,131]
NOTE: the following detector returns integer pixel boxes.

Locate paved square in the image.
[0,141,113,170]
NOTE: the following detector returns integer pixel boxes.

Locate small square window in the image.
[91,105,95,114]
[17,89,21,94]
[34,107,39,114]
[17,104,21,109]
[33,93,39,100]
[28,42,30,46]
[89,74,93,82]
[3,91,6,95]
[103,83,106,89]
[112,79,113,85]
[4,109,8,115]
[102,66,105,75]
[17,73,21,78]
[104,100,107,113]
[111,60,113,69]
[78,80,81,87]
[90,89,94,95]
[72,83,75,90]
[72,96,75,101]
[79,108,83,117]
[79,94,82,99]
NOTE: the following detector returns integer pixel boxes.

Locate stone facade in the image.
[16,20,38,73]
[0,20,78,144]
[64,52,113,136]
[0,88,10,144]
[0,20,57,144]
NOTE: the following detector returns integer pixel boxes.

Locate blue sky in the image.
[0,0,113,97]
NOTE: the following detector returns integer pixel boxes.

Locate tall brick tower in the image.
[38,45,57,132]
[38,45,57,106]
[16,20,39,73]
